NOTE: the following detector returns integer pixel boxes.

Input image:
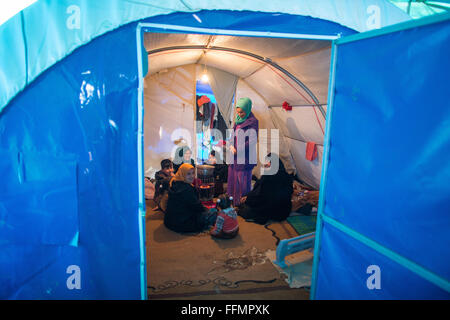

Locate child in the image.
[154,159,174,212]
[210,194,239,239]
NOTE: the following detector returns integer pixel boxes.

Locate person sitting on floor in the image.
[153,159,174,212]
[173,146,195,174]
[238,153,293,225]
[164,163,217,233]
[210,194,239,239]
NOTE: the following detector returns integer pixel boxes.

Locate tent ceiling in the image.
[198,50,264,78]
[201,35,331,59]
[144,33,331,60]
[144,33,331,106]
[144,32,332,187]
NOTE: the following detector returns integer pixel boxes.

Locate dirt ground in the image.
[145,200,310,300]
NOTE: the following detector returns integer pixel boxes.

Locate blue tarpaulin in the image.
[312,15,450,299]
[0,22,142,299]
[0,1,448,300]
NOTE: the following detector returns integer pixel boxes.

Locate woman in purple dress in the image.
[227,97,259,206]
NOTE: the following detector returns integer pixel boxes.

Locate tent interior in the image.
[3,1,447,301]
[143,31,329,299]
[143,32,329,188]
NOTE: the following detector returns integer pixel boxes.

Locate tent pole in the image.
[148,45,327,118]
[239,79,270,106]
[193,65,199,164]
[321,214,450,293]
[310,39,338,300]
[150,76,192,106]
[136,23,148,301]
[269,103,327,108]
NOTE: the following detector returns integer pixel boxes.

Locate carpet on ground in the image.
[286,215,317,236]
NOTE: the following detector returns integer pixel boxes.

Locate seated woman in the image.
[164,163,217,233]
[173,146,195,174]
[238,153,293,225]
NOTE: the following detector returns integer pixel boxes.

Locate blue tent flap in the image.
[316,222,450,299]
[1,2,448,300]
[0,149,78,246]
[0,22,141,299]
[313,15,450,299]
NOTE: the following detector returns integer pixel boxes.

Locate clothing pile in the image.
[145,177,155,200]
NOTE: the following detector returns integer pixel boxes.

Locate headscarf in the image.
[263,153,288,176]
[170,163,194,186]
[235,97,252,124]
[173,146,192,165]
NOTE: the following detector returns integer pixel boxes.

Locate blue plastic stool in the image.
[274,232,315,268]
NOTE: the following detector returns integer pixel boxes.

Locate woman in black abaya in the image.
[238,153,293,224]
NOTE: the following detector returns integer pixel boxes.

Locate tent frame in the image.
[136,22,341,300]
[146,45,328,118]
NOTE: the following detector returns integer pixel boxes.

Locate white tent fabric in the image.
[146,33,330,102]
[206,66,238,128]
[270,107,326,144]
[144,33,333,188]
[288,139,323,188]
[265,107,298,176]
[279,47,332,104]
[143,65,196,178]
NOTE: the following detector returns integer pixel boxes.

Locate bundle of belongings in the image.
[291,180,319,215]
[145,177,155,200]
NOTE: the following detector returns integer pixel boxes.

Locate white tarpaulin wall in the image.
[207,67,238,129]
[143,65,196,179]
[144,33,331,188]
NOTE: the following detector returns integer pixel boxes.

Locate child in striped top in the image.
[210,194,239,239]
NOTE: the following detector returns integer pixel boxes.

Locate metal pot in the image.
[196,164,215,177]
